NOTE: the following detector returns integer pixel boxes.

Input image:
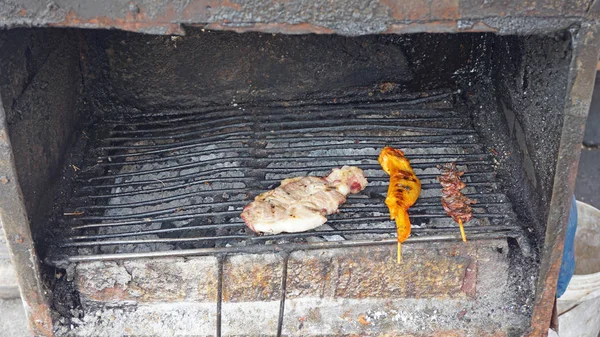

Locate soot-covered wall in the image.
[0,28,84,242]
[468,32,572,246]
[85,29,480,111]
[495,34,571,233]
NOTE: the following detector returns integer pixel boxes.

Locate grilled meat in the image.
[437,162,476,242]
[378,146,421,260]
[241,166,368,235]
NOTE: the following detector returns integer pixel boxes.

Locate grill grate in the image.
[51,91,523,262]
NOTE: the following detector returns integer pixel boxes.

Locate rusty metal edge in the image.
[527,22,600,337]
[0,1,593,36]
[37,18,592,36]
[197,18,585,36]
[0,98,54,335]
[197,21,502,35]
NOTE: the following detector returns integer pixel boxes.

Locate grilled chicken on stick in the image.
[241,166,368,234]
[437,163,476,242]
[378,146,421,263]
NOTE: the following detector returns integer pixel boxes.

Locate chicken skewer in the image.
[437,163,477,242]
[378,146,421,263]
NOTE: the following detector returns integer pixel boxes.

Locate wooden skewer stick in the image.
[458,219,467,243]
[397,242,402,264]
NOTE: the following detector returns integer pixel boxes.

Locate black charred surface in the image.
[0,28,87,251]
[91,30,418,109]
[51,272,81,320]
[86,29,483,112]
[495,33,572,245]
[467,32,572,249]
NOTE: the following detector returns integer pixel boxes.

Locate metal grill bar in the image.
[216,256,223,337]
[95,141,482,163]
[277,254,289,337]
[95,149,485,168]
[57,231,520,263]
[104,93,454,125]
[108,116,470,138]
[66,212,515,240]
[63,225,518,246]
[67,200,510,228]
[98,132,252,151]
[49,92,523,262]
[81,162,250,181]
[63,192,511,221]
[75,171,491,195]
[69,183,497,210]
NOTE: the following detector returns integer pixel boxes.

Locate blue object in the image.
[557,196,578,298]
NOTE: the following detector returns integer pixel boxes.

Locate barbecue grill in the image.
[0,2,599,336]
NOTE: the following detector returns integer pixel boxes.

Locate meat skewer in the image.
[437,163,477,242]
[241,166,368,235]
[378,146,421,263]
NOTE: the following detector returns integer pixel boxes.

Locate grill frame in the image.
[0,15,598,337]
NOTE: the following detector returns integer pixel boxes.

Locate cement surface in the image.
[576,148,600,209]
[0,299,31,337]
[583,75,600,146]
[576,72,600,210]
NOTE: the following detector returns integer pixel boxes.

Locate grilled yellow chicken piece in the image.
[378,146,421,262]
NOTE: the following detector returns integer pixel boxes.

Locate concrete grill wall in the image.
[72,241,528,336]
